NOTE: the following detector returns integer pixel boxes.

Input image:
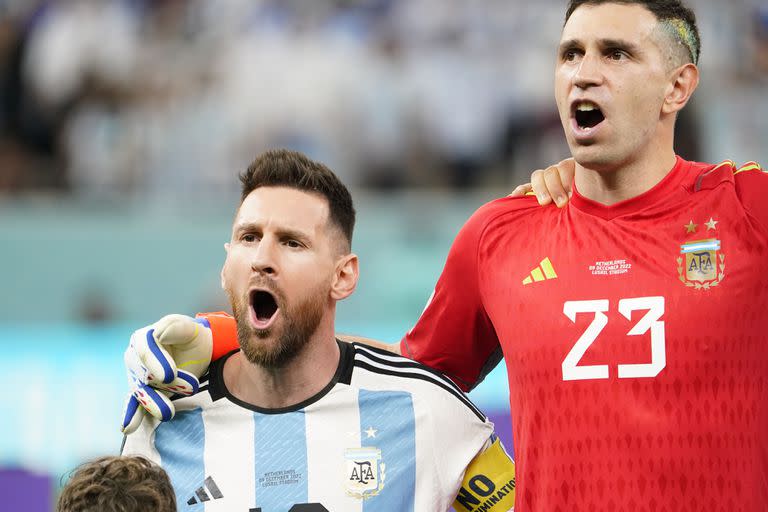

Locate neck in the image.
[574,135,677,205]
[222,314,340,409]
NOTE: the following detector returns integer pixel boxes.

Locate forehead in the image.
[562,3,660,45]
[234,186,329,233]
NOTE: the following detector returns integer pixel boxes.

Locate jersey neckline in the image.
[569,156,692,220]
[209,339,354,414]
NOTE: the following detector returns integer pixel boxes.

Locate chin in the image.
[571,146,622,173]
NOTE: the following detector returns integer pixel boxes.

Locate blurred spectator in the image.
[0,0,66,192]
[750,4,768,76]
[75,283,116,325]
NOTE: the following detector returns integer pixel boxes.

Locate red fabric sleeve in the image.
[195,312,239,362]
[400,203,502,392]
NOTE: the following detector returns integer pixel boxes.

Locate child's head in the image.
[58,456,175,512]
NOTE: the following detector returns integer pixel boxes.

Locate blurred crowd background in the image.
[0,0,765,509]
[0,0,765,197]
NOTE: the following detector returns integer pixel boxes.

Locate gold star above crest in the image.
[685,220,698,233]
[705,217,719,230]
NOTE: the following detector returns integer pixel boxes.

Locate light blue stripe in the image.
[358,390,416,511]
[681,244,719,253]
[253,412,308,511]
[680,241,720,253]
[155,408,205,509]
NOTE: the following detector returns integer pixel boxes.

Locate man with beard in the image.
[121,149,516,512]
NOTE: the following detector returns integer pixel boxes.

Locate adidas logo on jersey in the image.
[186,476,223,505]
[522,257,558,285]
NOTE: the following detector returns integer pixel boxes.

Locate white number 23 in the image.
[562,296,666,381]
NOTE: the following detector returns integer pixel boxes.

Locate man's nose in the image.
[574,53,604,89]
[250,238,277,275]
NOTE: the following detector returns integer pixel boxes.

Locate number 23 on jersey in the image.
[562,296,666,381]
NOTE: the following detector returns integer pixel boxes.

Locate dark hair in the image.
[57,456,176,512]
[565,0,700,65]
[240,149,355,249]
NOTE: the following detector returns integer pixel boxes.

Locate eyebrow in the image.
[233,222,311,242]
[558,38,642,55]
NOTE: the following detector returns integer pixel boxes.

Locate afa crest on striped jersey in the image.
[343,447,385,499]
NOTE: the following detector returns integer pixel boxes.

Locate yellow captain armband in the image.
[453,436,516,512]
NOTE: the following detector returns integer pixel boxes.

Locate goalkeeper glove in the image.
[121,314,213,434]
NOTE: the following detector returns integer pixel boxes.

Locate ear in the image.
[330,253,359,301]
[220,242,230,290]
[662,63,699,115]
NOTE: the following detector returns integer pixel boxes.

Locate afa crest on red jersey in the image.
[677,217,725,290]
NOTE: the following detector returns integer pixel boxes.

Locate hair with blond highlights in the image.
[565,0,700,65]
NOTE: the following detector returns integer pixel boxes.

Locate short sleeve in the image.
[421,379,496,511]
[401,204,503,392]
[121,419,161,465]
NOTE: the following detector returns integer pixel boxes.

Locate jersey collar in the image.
[569,156,692,220]
[209,339,354,414]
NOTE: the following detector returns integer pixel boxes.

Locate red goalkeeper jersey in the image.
[401,157,768,511]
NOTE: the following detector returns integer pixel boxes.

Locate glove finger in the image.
[121,395,144,434]
[154,314,205,346]
[125,340,150,389]
[162,317,213,379]
[141,328,177,385]
[152,370,200,396]
[134,384,175,422]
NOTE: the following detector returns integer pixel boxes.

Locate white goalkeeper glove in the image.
[121,314,213,434]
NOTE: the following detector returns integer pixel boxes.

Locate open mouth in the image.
[573,101,605,130]
[250,290,279,324]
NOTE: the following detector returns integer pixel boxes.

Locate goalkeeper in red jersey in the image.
[124,1,767,510]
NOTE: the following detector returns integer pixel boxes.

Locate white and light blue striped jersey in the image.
[122,341,499,512]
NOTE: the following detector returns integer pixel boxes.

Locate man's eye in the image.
[242,234,257,242]
[563,50,579,62]
[285,240,302,248]
[608,50,626,60]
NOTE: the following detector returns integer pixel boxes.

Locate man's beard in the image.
[227,283,326,369]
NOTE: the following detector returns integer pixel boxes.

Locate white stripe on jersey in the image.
[201,397,255,510]
[304,385,362,512]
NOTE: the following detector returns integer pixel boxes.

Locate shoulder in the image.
[349,343,487,423]
[686,159,766,195]
[452,195,552,253]
[688,159,768,232]
[731,161,768,199]
[467,195,546,231]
